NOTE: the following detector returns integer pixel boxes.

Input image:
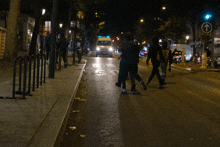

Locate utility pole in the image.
[49,0,59,78]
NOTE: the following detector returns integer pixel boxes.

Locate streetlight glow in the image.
[59,23,63,28]
[162,7,166,10]
[186,36,189,40]
[69,30,71,33]
[140,19,144,23]
[42,9,46,15]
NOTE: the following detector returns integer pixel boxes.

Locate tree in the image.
[158,16,188,43]
[4,0,21,61]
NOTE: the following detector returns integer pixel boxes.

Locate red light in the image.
[117,38,120,41]
[112,39,115,42]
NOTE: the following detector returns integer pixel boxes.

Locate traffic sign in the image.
[201,22,212,33]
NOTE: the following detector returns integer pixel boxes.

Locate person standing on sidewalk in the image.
[146,37,165,89]
[45,32,51,61]
[57,33,69,68]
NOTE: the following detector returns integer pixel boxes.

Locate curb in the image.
[53,59,87,147]
[27,59,87,147]
[171,64,220,72]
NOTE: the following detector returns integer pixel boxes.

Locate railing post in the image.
[44,54,46,83]
[37,54,40,88]
[22,56,27,99]
[32,55,36,91]
[12,58,17,99]
[41,54,43,85]
[26,56,32,96]
[15,57,23,94]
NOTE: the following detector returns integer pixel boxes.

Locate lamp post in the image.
[49,0,59,78]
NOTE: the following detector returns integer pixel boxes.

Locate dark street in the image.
[61,56,220,147]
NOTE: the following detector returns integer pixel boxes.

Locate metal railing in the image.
[12,54,46,99]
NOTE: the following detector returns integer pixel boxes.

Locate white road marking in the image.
[186,90,220,107]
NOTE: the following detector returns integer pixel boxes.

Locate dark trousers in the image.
[46,47,50,60]
[129,64,142,83]
[147,64,163,85]
[118,62,140,88]
[62,51,67,64]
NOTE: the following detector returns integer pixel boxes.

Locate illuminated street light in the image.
[162,7,166,10]
[42,9,46,15]
[59,23,63,28]
[69,30,71,33]
[140,19,144,23]
[186,36,189,40]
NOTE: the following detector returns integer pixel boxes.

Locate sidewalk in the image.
[171,62,220,72]
[0,56,87,146]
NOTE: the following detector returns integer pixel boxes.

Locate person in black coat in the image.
[45,32,51,60]
[57,33,69,68]
[146,37,165,89]
[116,35,146,93]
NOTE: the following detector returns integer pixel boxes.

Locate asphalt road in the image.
[60,55,220,147]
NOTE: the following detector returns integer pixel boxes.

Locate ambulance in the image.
[96,36,113,57]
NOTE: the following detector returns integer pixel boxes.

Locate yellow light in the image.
[162,7,166,10]
[140,19,144,23]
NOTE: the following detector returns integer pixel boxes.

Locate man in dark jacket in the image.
[129,43,146,93]
[116,35,146,93]
[45,32,51,60]
[146,37,165,89]
[57,33,69,68]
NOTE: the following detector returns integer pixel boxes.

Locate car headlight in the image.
[96,47,100,51]
[109,47,113,51]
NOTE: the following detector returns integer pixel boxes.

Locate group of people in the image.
[45,32,82,68]
[116,35,173,94]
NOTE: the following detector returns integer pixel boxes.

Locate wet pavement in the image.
[60,56,220,147]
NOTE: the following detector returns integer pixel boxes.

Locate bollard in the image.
[22,56,27,99]
[32,55,36,91]
[15,57,23,94]
[37,54,40,88]
[12,58,18,98]
[40,54,43,85]
[44,54,46,83]
[26,56,32,96]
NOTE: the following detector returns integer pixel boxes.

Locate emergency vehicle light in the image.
[107,36,110,38]
[98,36,102,38]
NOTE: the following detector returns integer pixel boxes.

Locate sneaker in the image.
[140,81,147,90]
[157,85,164,89]
[121,88,127,94]
[115,82,121,87]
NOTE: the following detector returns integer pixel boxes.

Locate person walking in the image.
[129,43,146,93]
[45,32,51,60]
[116,35,146,94]
[57,33,69,68]
[160,41,172,84]
[146,37,165,89]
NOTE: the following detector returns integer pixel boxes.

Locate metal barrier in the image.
[11,54,46,99]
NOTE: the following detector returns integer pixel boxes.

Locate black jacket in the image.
[147,45,165,66]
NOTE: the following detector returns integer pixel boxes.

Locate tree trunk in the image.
[4,0,21,61]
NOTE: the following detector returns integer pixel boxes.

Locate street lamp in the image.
[140,19,144,23]
[186,36,189,40]
[42,9,46,15]
[59,23,63,28]
[162,6,166,10]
